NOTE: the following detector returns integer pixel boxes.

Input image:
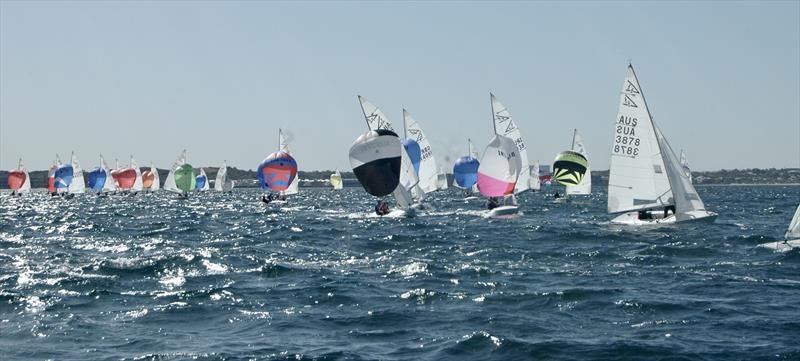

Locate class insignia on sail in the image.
[348,129,402,197]
[552,150,588,186]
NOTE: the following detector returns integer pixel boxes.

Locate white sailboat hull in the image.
[611,210,718,225]
[485,205,520,218]
[758,239,800,251]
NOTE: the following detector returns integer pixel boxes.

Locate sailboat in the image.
[402,109,441,200]
[87,155,112,194]
[491,93,531,196]
[111,157,138,193]
[195,168,210,192]
[453,138,480,200]
[142,162,160,191]
[258,145,298,204]
[478,95,524,217]
[67,152,85,195]
[279,129,299,196]
[47,155,59,195]
[329,170,343,190]
[7,158,31,196]
[565,129,592,196]
[759,204,800,251]
[354,96,418,216]
[607,64,717,225]
[164,150,196,197]
[680,150,693,183]
[214,161,234,192]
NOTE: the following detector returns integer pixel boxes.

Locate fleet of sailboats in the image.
[8,63,798,244]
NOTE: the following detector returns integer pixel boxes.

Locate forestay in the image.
[607,65,673,214]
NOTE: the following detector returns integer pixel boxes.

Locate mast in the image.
[402,108,408,138]
[278,128,282,151]
[571,128,577,150]
[489,93,497,135]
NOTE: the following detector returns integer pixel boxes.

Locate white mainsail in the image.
[786,204,800,240]
[149,162,161,191]
[130,156,143,192]
[403,109,439,194]
[164,150,185,194]
[214,161,234,192]
[68,152,85,194]
[491,94,530,194]
[566,129,592,195]
[607,65,673,214]
[101,156,116,192]
[680,150,693,183]
[529,160,541,191]
[16,158,31,193]
[279,129,299,195]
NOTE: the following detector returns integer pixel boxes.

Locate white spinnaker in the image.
[358,96,395,131]
[131,157,143,192]
[786,204,800,240]
[279,130,300,195]
[491,94,530,194]
[680,150,693,183]
[101,156,116,192]
[654,122,707,221]
[164,150,185,194]
[529,160,541,191]
[607,65,673,214]
[150,163,161,191]
[68,152,85,194]
[403,109,439,194]
[566,129,592,195]
[477,134,522,197]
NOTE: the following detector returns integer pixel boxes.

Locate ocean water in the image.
[1,185,798,360]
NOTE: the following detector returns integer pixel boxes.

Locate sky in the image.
[1,1,798,172]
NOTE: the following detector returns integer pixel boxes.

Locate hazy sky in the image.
[2,1,798,172]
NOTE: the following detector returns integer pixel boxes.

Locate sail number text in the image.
[613,116,641,157]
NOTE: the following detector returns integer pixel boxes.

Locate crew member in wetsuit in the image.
[663,205,676,218]
[374,200,390,216]
[262,193,273,204]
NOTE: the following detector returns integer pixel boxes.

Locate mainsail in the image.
[279,129,300,195]
[67,152,85,194]
[786,204,800,240]
[530,160,541,191]
[403,109,439,194]
[607,65,673,214]
[101,156,116,192]
[565,129,592,195]
[130,156,143,192]
[214,161,234,192]
[490,94,530,194]
[477,134,522,197]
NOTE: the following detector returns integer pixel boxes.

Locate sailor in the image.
[487,197,499,210]
[375,200,389,216]
[262,194,272,204]
[663,205,676,218]
[553,192,561,199]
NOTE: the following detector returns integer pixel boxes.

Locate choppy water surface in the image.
[1,186,798,360]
